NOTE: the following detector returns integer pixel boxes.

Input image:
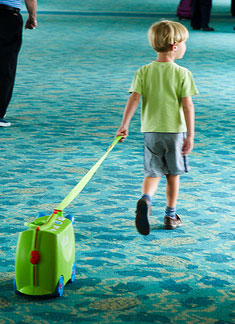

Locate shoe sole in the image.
[164,222,182,230]
[164,224,176,230]
[135,200,150,235]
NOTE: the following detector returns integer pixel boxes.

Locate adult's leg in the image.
[0,11,23,118]
[232,0,235,16]
[200,0,212,28]
[191,0,202,29]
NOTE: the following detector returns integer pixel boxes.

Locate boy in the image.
[116,20,198,235]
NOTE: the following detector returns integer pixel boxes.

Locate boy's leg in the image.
[135,176,160,235]
[164,175,182,230]
[142,176,161,198]
[166,174,180,208]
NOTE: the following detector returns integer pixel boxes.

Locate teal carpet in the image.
[0,0,234,323]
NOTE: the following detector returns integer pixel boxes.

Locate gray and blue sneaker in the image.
[0,118,11,127]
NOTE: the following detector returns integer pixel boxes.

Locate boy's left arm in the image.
[182,96,195,156]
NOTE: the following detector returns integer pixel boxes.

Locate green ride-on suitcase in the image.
[14,209,75,297]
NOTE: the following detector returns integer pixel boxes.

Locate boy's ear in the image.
[172,43,178,51]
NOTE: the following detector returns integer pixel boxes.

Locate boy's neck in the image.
[156,52,175,62]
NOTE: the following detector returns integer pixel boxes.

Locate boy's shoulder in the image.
[137,61,156,72]
[173,63,192,74]
[137,61,192,75]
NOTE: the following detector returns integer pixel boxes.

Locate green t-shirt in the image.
[129,61,199,133]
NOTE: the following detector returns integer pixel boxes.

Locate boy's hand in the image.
[116,126,128,142]
[182,136,194,156]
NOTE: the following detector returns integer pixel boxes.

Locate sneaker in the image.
[135,198,151,235]
[164,214,182,230]
[0,118,11,127]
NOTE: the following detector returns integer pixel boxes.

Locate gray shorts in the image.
[144,132,189,177]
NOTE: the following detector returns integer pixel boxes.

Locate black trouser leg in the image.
[191,0,202,28]
[0,11,23,118]
[200,0,212,28]
[231,0,235,16]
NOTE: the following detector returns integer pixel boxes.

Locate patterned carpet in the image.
[0,0,234,323]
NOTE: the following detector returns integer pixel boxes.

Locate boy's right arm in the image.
[116,92,141,142]
[182,96,195,156]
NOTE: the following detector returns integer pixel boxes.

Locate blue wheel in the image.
[65,214,74,225]
[37,212,47,218]
[55,276,64,297]
[13,279,20,295]
[70,262,76,283]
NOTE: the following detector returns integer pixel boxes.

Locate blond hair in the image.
[148,20,189,53]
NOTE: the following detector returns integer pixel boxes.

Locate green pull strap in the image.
[24,136,122,229]
[56,135,122,211]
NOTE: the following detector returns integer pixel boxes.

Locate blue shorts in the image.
[144,132,189,177]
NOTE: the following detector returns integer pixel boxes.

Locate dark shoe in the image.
[202,27,215,31]
[0,118,11,127]
[164,214,182,230]
[135,198,151,235]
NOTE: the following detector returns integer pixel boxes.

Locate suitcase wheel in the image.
[55,276,64,297]
[69,262,76,283]
[13,279,21,295]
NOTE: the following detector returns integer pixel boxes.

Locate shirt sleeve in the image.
[181,69,199,98]
[129,68,143,95]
